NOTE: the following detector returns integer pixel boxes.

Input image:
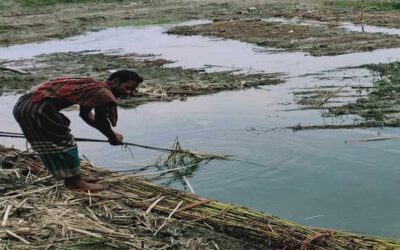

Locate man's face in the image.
[112,80,139,98]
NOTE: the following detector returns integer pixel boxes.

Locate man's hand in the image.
[109,132,124,146]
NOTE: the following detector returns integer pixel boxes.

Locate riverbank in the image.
[1,0,399,47]
[168,19,400,56]
[2,145,400,249]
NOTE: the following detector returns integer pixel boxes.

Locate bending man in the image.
[13,70,143,191]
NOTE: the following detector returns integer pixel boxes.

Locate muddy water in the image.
[340,22,400,36]
[2,22,400,238]
[1,21,400,76]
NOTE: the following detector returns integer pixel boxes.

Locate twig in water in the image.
[124,145,135,159]
[183,176,195,194]
[317,85,347,106]
[345,136,400,144]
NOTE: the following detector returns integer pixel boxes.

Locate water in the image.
[1,21,400,238]
[340,22,400,36]
[1,21,400,76]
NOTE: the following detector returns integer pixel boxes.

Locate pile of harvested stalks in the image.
[1,145,400,250]
[117,74,281,108]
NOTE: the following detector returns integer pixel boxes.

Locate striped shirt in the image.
[31,77,118,126]
[32,77,117,107]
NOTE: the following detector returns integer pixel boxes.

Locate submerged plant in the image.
[154,138,212,189]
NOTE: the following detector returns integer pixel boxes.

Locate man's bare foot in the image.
[64,174,107,192]
[81,175,102,183]
[66,181,108,192]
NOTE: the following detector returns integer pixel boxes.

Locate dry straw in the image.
[1,145,400,249]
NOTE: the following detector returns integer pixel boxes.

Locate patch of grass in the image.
[323,0,400,11]
[66,238,117,250]
[327,62,400,125]
[0,72,45,92]
[95,18,177,30]
[0,0,127,8]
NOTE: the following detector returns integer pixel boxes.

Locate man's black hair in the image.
[108,70,143,84]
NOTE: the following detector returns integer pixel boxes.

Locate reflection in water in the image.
[340,22,400,36]
[2,77,400,237]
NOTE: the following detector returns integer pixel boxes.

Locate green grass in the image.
[0,0,127,8]
[95,18,177,29]
[64,237,117,250]
[322,0,400,11]
[354,62,400,122]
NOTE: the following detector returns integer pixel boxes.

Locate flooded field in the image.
[1,0,400,47]
[168,19,400,56]
[1,17,400,240]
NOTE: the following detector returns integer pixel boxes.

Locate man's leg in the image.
[40,147,107,192]
[13,96,106,191]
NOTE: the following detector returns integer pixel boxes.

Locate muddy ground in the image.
[0,0,399,47]
[0,52,282,108]
[168,19,400,56]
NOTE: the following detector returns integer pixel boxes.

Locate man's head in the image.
[108,70,143,98]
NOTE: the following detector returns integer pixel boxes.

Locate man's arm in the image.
[79,105,123,145]
[79,106,96,126]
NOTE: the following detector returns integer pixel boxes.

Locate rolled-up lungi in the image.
[13,93,80,179]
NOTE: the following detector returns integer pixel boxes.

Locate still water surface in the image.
[1,21,400,237]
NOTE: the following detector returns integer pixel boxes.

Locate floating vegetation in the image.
[0,52,283,108]
[153,138,212,189]
[287,63,400,130]
[0,132,233,191]
[0,67,44,93]
[327,62,400,126]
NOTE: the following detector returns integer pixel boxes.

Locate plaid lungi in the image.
[13,94,80,179]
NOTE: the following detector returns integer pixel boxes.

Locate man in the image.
[13,70,143,191]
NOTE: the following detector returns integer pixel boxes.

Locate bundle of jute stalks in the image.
[1,145,400,250]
